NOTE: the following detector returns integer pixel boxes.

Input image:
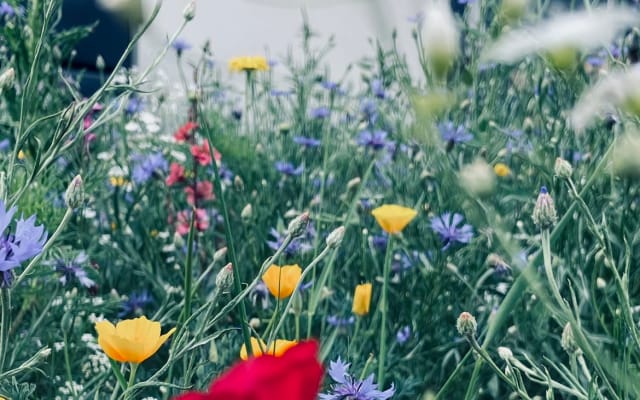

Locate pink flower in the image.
[174,121,199,142]
[190,141,221,166]
[185,181,214,205]
[176,208,209,236]
[166,163,186,186]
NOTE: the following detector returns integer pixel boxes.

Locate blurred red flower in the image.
[166,163,186,186]
[173,340,323,400]
[174,121,199,142]
[185,181,214,205]
[190,141,221,166]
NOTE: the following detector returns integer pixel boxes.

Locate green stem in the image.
[181,209,197,323]
[108,359,127,393]
[0,289,10,375]
[541,229,566,310]
[377,235,395,388]
[124,363,139,399]
[63,332,76,399]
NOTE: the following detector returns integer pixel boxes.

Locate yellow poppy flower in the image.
[371,204,417,234]
[239,337,297,360]
[352,283,373,316]
[229,56,269,72]
[494,163,512,177]
[262,264,302,299]
[94,316,176,364]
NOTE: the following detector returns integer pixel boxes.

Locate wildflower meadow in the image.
[2,0,640,398]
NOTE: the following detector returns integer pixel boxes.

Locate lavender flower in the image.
[320,358,395,400]
[132,152,168,184]
[505,130,533,154]
[54,252,95,289]
[396,326,411,344]
[438,122,473,144]
[119,291,153,318]
[125,97,143,115]
[372,79,386,99]
[249,281,271,309]
[275,161,304,177]
[0,138,9,152]
[0,2,15,17]
[293,136,322,148]
[310,106,331,119]
[327,315,355,328]
[360,98,378,125]
[172,38,192,55]
[431,212,474,250]
[0,201,47,287]
[266,227,313,256]
[357,130,393,151]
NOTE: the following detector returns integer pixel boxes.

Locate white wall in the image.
[137,0,425,86]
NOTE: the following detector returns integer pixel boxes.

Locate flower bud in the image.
[96,55,105,71]
[287,211,310,238]
[554,157,573,179]
[456,311,477,337]
[326,226,345,249]
[612,132,640,179]
[208,339,219,363]
[347,177,361,190]
[422,0,459,79]
[241,204,252,220]
[532,186,557,229]
[213,247,227,264]
[215,263,234,291]
[561,322,581,355]
[497,346,513,360]
[459,159,496,198]
[64,175,84,209]
[249,318,261,329]
[183,0,195,21]
[234,175,245,191]
[0,67,15,91]
[596,277,606,289]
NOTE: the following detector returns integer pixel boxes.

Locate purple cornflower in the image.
[249,281,271,309]
[310,106,330,119]
[396,326,411,344]
[132,152,168,184]
[357,130,393,151]
[125,97,143,115]
[438,122,473,144]
[172,38,191,55]
[293,136,322,148]
[431,212,474,250]
[370,233,388,251]
[275,161,304,177]
[327,315,355,328]
[54,252,95,289]
[321,81,340,91]
[217,163,235,185]
[266,227,313,256]
[505,130,533,154]
[371,79,386,99]
[0,2,15,17]
[0,139,10,152]
[360,98,378,125]
[119,291,153,318]
[0,201,47,287]
[320,358,395,400]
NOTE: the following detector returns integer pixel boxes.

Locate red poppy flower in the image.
[173,340,323,400]
[185,181,214,205]
[190,141,221,167]
[174,121,199,142]
[166,163,186,186]
[176,208,209,236]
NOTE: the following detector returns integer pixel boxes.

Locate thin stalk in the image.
[181,210,197,323]
[109,359,127,393]
[541,229,566,310]
[124,363,139,400]
[0,289,10,374]
[63,332,76,399]
[377,235,394,388]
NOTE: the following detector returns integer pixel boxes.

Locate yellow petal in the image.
[262,264,302,299]
[108,334,148,363]
[271,339,297,357]
[143,327,177,363]
[371,205,417,234]
[352,283,373,316]
[240,337,266,360]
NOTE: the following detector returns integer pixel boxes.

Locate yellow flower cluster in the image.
[229,56,269,72]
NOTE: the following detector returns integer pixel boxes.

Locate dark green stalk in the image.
[377,235,395,388]
[181,209,197,323]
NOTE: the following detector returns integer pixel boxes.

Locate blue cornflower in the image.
[0,201,47,287]
[370,233,388,251]
[438,122,473,144]
[54,252,95,289]
[320,358,395,400]
[360,98,378,125]
[125,97,143,115]
[172,38,191,55]
[396,326,411,344]
[119,291,153,318]
[249,281,271,309]
[505,130,533,154]
[270,89,293,97]
[132,152,168,184]
[431,212,474,250]
[217,163,235,185]
[371,79,386,99]
[327,315,355,328]
[357,130,393,151]
[321,81,340,91]
[293,136,322,148]
[266,226,313,256]
[0,2,15,17]
[310,106,331,119]
[275,161,304,177]
[0,139,9,152]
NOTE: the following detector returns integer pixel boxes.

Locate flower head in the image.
[94,316,176,363]
[275,161,304,177]
[54,252,95,289]
[191,141,221,167]
[174,121,199,142]
[438,122,473,144]
[119,291,153,318]
[357,130,393,151]
[185,181,214,206]
[132,152,168,184]
[310,106,330,119]
[176,208,209,236]
[430,212,474,250]
[320,358,395,400]
[249,281,271,309]
[0,202,47,287]
[172,38,192,55]
[532,186,557,229]
[293,136,322,148]
[371,204,418,234]
[396,326,412,344]
[262,264,302,299]
[239,337,298,360]
[352,283,372,316]
[166,163,186,186]
[229,56,269,72]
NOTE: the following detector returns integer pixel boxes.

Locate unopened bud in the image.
[213,247,227,264]
[554,157,573,179]
[596,277,606,289]
[532,186,557,229]
[241,204,252,220]
[326,226,345,249]
[183,1,196,21]
[0,67,14,91]
[561,322,580,355]
[173,231,185,248]
[347,177,361,190]
[96,55,105,71]
[287,211,310,238]
[291,292,303,315]
[249,318,261,329]
[215,263,234,290]
[500,0,527,23]
[61,312,75,333]
[497,346,513,360]
[456,311,477,337]
[208,339,219,363]
[64,175,84,209]
[234,175,244,191]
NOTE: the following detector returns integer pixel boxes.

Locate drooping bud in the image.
[532,186,557,229]
[326,226,345,249]
[183,1,196,21]
[215,263,234,291]
[287,211,310,238]
[456,311,477,337]
[561,322,581,355]
[347,177,361,190]
[64,175,84,209]
[213,247,227,264]
[459,159,496,198]
[554,157,573,179]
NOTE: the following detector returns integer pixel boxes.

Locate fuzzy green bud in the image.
[456,311,477,337]
[326,226,345,249]
[561,322,581,355]
[532,186,557,229]
[554,157,573,179]
[287,211,310,238]
[64,175,84,209]
[213,247,227,264]
[183,1,196,21]
[215,263,234,291]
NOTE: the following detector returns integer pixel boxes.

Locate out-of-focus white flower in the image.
[482,7,638,65]
[97,0,143,23]
[570,66,640,132]
[423,0,460,77]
